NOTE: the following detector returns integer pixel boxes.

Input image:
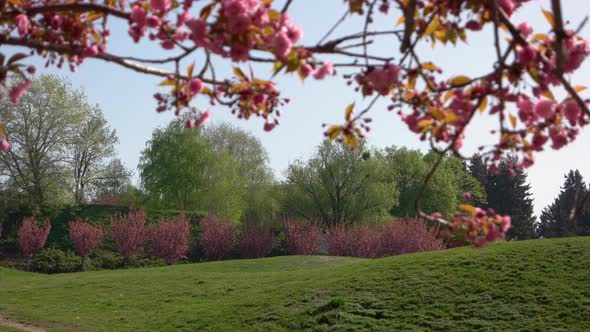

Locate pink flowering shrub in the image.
[110,210,148,258]
[150,213,191,265]
[286,219,321,255]
[326,224,379,258]
[68,219,105,269]
[199,214,235,261]
[239,225,273,259]
[379,218,444,256]
[18,216,51,258]
[326,219,442,258]
[18,216,51,270]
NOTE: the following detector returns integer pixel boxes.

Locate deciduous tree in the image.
[0,76,86,207]
[284,141,397,227]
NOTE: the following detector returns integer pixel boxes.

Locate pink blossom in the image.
[501,216,511,233]
[313,62,334,80]
[230,44,250,61]
[189,78,203,94]
[196,110,211,127]
[273,32,293,59]
[534,99,555,119]
[263,121,276,132]
[549,127,568,149]
[465,20,482,31]
[15,14,29,38]
[161,40,175,49]
[130,5,147,25]
[229,15,251,34]
[0,140,9,152]
[150,0,171,13]
[300,63,315,77]
[223,0,247,18]
[517,96,537,124]
[83,45,99,57]
[187,19,208,46]
[26,66,36,74]
[285,23,303,44]
[532,134,548,151]
[463,192,472,200]
[9,80,32,104]
[564,38,590,73]
[516,45,536,65]
[176,10,191,26]
[497,0,515,16]
[562,101,580,126]
[517,22,532,38]
[146,16,161,28]
[253,93,265,105]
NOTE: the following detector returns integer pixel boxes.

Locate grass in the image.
[0,237,589,331]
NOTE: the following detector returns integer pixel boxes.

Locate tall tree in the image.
[202,123,273,187]
[202,123,277,225]
[283,141,397,227]
[0,76,87,207]
[386,147,485,218]
[467,154,489,207]
[70,106,118,204]
[484,157,536,240]
[138,118,246,219]
[537,170,590,238]
[92,158,133,202]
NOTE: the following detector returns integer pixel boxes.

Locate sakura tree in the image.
[1,0,589,246]
[17,216,51,270]
[68,218,106,270]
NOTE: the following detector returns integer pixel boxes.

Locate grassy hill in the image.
[0,237,589,331]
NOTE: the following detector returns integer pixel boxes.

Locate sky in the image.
[6,0,590,217]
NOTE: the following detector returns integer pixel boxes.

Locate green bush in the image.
[32,248,81,274]
[90,249,124,269]
[90,250,167,269]
[125,255,167,268]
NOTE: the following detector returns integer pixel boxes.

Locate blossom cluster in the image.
[438,205,511,248]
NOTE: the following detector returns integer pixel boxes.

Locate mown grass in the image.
[1,237,589,331]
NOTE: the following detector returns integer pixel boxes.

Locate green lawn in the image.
[1,237,589,331]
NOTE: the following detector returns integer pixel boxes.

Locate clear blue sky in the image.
[7,0,590,217]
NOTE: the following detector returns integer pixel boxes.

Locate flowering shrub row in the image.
[14,214,447,272]
[327,219,444,258]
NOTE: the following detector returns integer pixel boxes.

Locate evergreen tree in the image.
[469,155,536,240]
[537,170,590,238]
[467,154,488,207]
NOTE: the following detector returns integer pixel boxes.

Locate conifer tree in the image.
[469,156,536,240]
[537,170,590,238]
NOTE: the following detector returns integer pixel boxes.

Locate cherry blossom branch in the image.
[0,36,221,84]
[4,3,130,20]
